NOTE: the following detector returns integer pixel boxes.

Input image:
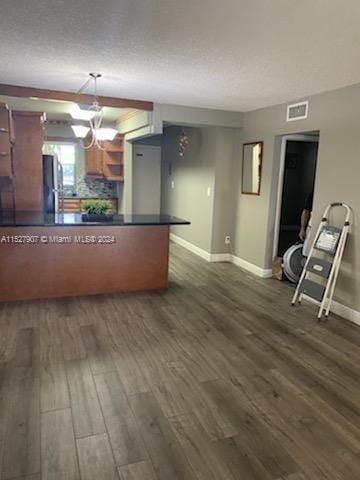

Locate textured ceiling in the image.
[1,0,360,111]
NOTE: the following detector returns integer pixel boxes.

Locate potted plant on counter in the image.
[81,199,113,222]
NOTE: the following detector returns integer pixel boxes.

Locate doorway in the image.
[274,134,319,259]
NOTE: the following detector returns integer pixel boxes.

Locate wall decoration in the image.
[178,129,189,157]
[241,141,263,195]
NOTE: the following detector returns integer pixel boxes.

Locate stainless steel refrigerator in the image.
[42,154,64,213]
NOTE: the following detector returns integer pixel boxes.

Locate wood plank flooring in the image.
[1,242,360,479]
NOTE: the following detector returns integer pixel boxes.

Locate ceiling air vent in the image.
[286,101,309,122]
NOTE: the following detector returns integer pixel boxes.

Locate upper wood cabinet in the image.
[0,103,13,179]
[84,142,104,177]
[12,111,44,211]
[85,134,124,181]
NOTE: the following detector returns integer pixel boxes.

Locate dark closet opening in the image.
[278,139,319,257]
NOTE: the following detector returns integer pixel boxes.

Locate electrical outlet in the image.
[171,181,175,189]
[207,187,211,197]
[225,235,231,245]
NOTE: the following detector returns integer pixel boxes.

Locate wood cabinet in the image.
[0,103,13,179]
[0,178,15,211]
[0,103,15,211]
[0,107,44,213]
[0,225,169,301]
[63,197,118,213]
[85,134,124,181]
[12,111,44,211]
[84,143,104,177]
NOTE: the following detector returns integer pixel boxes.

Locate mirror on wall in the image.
[241,141,263,195]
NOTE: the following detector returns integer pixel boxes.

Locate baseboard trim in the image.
[332,300,360,326]
[303,295,360,327]
[231,254,273,279]
[209,253,233,262]
[171,234,360,325]
[170,233,211,261]
[170,234,271,277]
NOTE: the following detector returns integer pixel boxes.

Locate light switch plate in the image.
[207,187,211,197]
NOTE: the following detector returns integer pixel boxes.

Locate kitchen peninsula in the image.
[0,212,190,302]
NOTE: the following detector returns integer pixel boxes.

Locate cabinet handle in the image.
[0,128,9,133]
[0,152,9,157]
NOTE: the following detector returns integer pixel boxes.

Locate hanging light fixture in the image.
[71,73,118,148]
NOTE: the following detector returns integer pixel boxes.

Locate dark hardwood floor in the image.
[1,242,360,479]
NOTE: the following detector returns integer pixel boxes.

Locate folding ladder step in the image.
[299,279,325,302]
[306,257,332,278]
[314,226,342,254]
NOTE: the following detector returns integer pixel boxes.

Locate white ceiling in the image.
[1,0,360,111]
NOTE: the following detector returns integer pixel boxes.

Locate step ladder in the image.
[291,202,351,320]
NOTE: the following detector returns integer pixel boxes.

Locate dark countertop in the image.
[0,211,190,227]
[63,196,118,199]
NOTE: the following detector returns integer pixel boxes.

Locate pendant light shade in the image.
[71,125,90,138]
[70,104,97,121]
[95,128,118,141]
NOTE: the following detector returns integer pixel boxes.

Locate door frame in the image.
[272,134,319,260]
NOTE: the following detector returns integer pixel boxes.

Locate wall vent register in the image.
[286,101,309,121]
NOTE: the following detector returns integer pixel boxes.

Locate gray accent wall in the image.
[161,126,241,254]
[160,83,360,313]
[161,126,216,253]
[233,82,360,311]
[211,128,241,254]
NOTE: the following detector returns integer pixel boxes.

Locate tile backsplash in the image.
[64,178,117,198]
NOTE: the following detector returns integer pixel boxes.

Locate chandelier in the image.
[71,73,118,149]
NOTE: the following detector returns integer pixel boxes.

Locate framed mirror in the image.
[242,141,263,195]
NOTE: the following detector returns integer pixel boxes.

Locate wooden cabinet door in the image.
[12,111,44,211]
[0,105,10,132]
[0,190,15,210]
[0,105,12,178]
[85,146,104,177]
[0,151,12,177]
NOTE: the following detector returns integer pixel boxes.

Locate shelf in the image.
[85,133,124,180]
[85,174,104,179]
[105,160,124,166]
[103,150,123,161]
[103,162,123,180]
[105,176,124,181]
[104,146,124,153]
